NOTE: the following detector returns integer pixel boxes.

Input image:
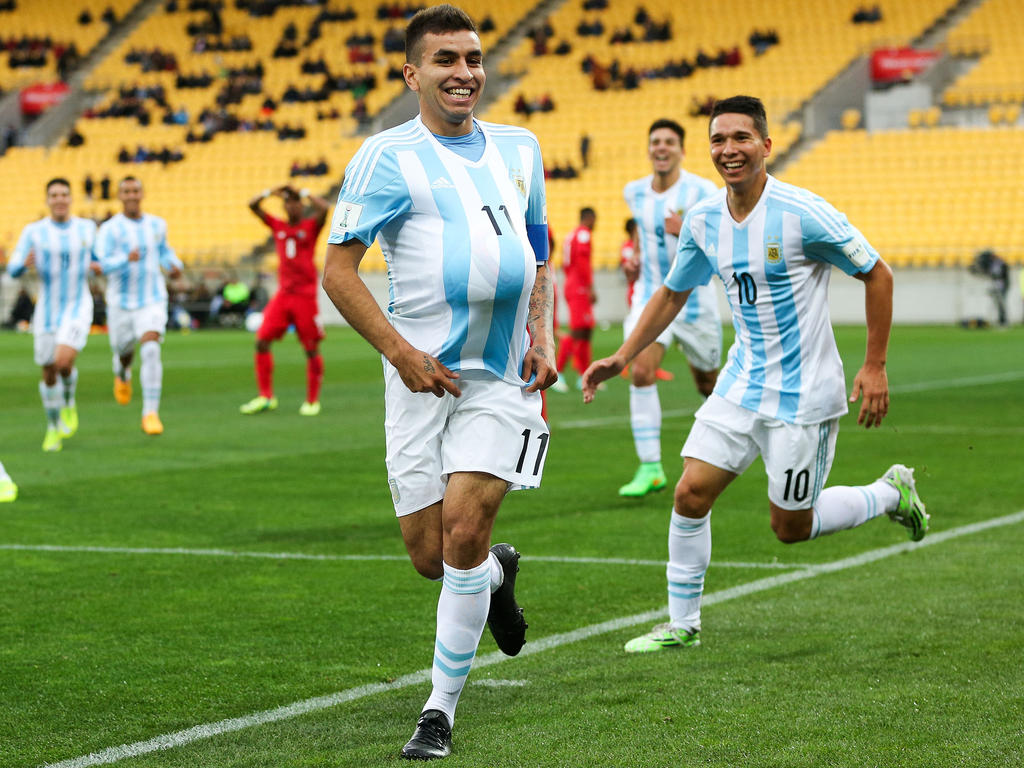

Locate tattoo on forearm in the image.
[423,355,435,374]
[532,346,547,359]
[528,269,554,336]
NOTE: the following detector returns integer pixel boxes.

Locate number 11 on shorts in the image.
[515,428,549,476]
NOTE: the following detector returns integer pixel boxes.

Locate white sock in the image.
[810,481,899,538]
[666,510,711,632]
[423,560,491,728]
[630,384,662,463]
[39,380,62,428]
[140,341,162,414]
[112,353,131,381]
[487,550,504,592]
[0,460,11,482]
[62,366,78,407]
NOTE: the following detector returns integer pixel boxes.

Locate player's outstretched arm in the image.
[323,241,460,398]
[850,259,893,428]
[581,284,690,403]
[523,262,558,392]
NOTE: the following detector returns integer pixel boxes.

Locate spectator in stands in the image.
[2,124,17,154]
[852,5,882,23]
[580,133,590,168]
[634,5,649,25]
[4,287,35,330]
[310,156,328,176]
[78,9,93,24]
[84,174,94,200]
[101,5,116,24]
[118,146,131,163]
[100,175,111,199]
[554,39,572,55]
[479,14,495,32]
[67,125,85,147]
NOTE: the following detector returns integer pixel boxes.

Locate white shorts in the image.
[383,367,549,516]
[682,394,839,510]
[624,300,722,373]
[107,302,168,356]
[34,318,91,366]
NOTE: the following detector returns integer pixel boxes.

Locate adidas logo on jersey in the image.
[431,177,455,189]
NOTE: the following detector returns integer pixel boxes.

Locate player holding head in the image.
[552,206,597,390]
[241,184,331,416]
[322,4,557,759]
[96,176,183,435]
[7,178,99,451]
[584,95,928,652]
[618,118,723,498]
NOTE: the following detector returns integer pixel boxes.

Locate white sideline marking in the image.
[38,510,1024,768]
[0,545,803,571]
[471,679,529,688]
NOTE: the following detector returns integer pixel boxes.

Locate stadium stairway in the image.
[20,0,166,148]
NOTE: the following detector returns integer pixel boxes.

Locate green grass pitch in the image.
[1,323,1022,767]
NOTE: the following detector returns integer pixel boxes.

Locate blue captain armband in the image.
[526,223,549,263]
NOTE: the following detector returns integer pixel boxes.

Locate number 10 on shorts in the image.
[515,428,549,476]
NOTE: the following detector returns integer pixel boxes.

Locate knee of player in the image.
[409,552,443,581]
[673,478,712,517]
[631,362,657,386]
[255,339,271,353]
[770,512,812,544]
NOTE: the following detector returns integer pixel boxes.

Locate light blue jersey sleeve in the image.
[96,220,129,273]
[665,211,715,292]
[156,219,182,271]
[525,138,548,263]
[801,198,879,275]
[328,148,410,248]
[7,224,34,277]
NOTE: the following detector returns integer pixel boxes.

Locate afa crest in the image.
[766,239,782,264]
[511,169,527,198]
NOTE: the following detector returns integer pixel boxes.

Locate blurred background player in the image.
[584,95,928,654]
[240,184,330,416]
[96,176,183,436]
[7,178,98,452]
[552,206,596,392]
[618,118,722,498]
[0,460,16,502]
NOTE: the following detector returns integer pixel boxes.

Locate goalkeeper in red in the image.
[241,185,331,416]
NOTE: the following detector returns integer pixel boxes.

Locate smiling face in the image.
[46,182,72,223]
[403,29,484,136]
[118,177,144,218]
[648,126,684,179]
[709,112,772,192]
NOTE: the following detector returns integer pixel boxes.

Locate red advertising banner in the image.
[870,47,939,84]
[19,81,71,116]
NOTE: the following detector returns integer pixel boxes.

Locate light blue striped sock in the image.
[423,559,491,727]
[666,510,711,632]
[630,384,662,463]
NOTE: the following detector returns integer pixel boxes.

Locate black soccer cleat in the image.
[400,709,452,760]
[487,543,528,656]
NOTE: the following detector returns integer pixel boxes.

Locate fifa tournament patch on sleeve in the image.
[331,201,364,236]
[842,238,871,268]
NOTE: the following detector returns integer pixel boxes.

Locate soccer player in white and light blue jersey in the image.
[8,178,98,452]
[619,119,723,498]
[321,5,557,760]
[584,95,929,654]
[96,176,182,435]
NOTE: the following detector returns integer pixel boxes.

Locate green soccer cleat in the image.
[882,464,929,542]
[42,427,62,453]
[624,623,701,653]
[240,396,278,415]
[619,462,668,497]
[298,400,321,416]
[59,406,78,437]
[0,479,17,503]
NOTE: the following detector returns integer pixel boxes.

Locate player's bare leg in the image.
[626,458,735,652]
[687,362,718,398]
[620,342,669,497]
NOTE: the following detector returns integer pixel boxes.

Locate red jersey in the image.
[265,215,324,296]
[562,225,593,292]
[620,237,638,306]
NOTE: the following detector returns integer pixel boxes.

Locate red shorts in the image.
[565,287,594,331]
[257,292,324,350]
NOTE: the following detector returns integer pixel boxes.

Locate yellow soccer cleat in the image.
[114,376,132,405]
[240,395,278,415]
[59,406,78,437]
[298,400,321,416]
[42,427,63,452]
[141,411,164,435]
[0,479,18,502]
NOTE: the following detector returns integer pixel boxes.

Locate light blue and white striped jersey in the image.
[8,216,97,333]
[666,175,880,424]
[96,212,182,311]
[328,116,548,385]
[624,170,719,323]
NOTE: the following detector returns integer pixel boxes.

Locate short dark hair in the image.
[580,206,596,220]
[624,217,637,235]
[709,95,769,139]
[405,4,477,64]
[648,118,685,143]
[282,187,301,202]
[46,177,71,192]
